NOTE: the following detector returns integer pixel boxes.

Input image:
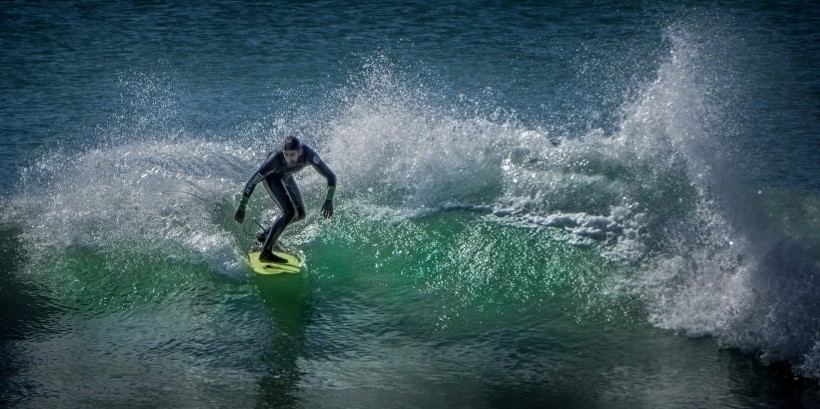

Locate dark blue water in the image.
[2,1,819,408]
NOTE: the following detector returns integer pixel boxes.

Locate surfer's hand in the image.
[234,207,246,224]
[321,200,333,219]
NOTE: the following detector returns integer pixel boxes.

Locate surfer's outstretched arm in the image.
[306,148,336,219]
[235,153,276,224]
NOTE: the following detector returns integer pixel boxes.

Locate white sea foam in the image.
[610,26,820,379]
[317,37,820,380]
[7,36,818,381]
[15,139,255,277]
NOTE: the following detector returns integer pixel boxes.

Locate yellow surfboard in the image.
[248,250,304,275]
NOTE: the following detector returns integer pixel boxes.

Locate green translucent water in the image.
[2,1,819,407]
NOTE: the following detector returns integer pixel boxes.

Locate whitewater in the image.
[2,2,819,408]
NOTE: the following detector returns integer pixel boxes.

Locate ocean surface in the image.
[2,1,819,408]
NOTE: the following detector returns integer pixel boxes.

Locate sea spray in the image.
[322,58,513,211]
[3,3,819,406]
[317,33,820,381]
[612,26,820,379]
[6,28,819,386]
[15,139,251,277]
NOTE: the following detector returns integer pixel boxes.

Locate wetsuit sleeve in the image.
[308,149,336,187]
[240,172,264,202]
[305,147,336,202]
[239,153,276,205]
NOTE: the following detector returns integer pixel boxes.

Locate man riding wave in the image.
[235,135,336,263]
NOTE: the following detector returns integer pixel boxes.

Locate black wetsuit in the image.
[240,144,336,253]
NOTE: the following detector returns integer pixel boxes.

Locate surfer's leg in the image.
[283,175,307,222]
[260,176,296,262]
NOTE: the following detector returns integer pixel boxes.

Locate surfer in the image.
[234,135,336,263]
